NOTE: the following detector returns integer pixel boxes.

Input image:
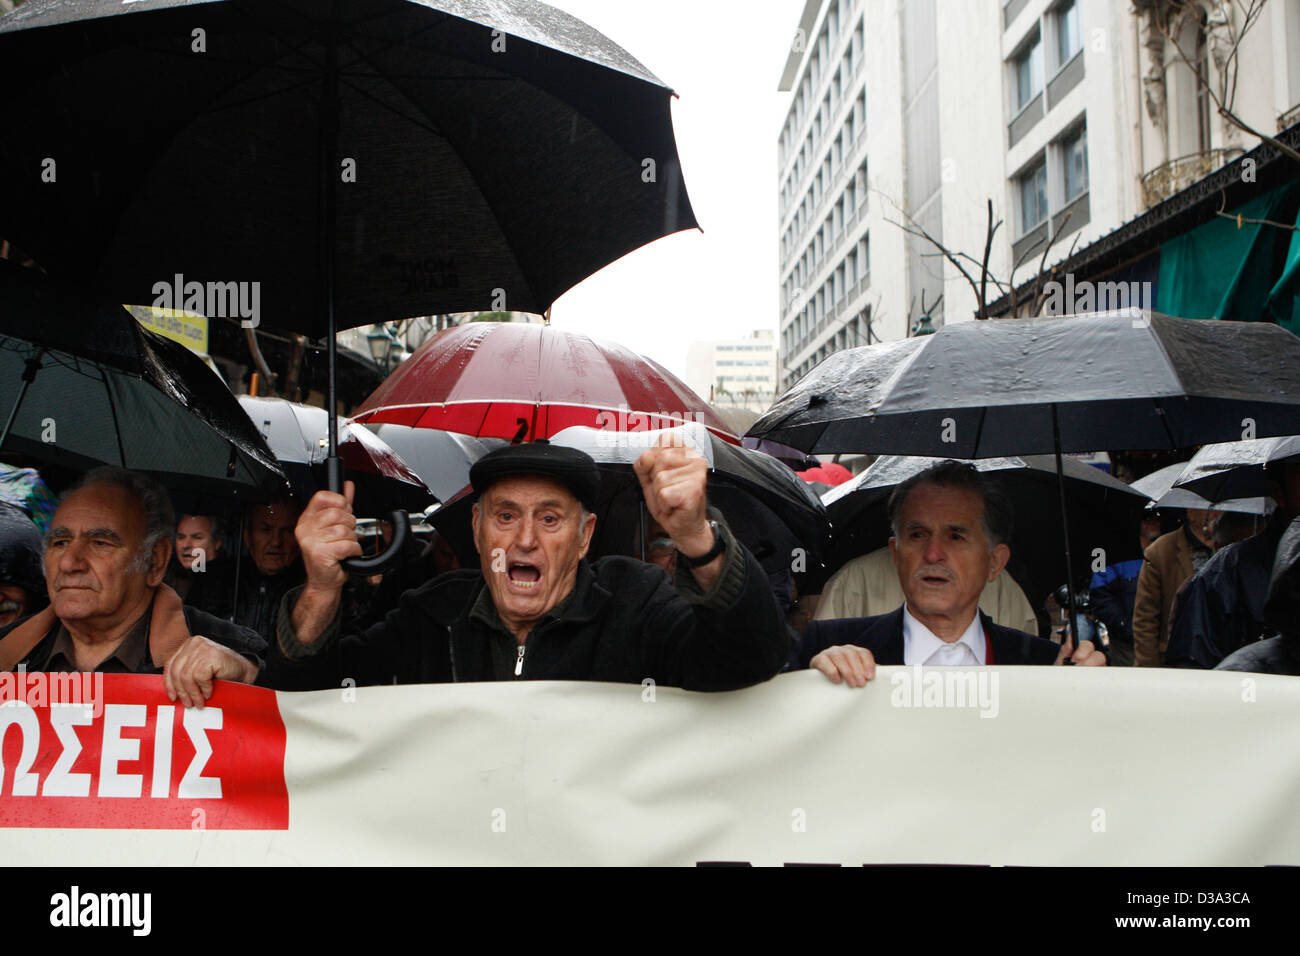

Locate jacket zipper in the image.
[515,643,526,677]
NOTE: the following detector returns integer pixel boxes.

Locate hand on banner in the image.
[809,645,877,687]
[163,635,260,708]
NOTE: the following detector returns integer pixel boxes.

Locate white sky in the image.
[543,0,806,381]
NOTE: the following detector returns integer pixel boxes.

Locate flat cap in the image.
[469,443,601,512]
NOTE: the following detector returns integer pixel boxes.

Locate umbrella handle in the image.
[342,509,411,574]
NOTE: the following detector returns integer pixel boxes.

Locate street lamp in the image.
[366,325,402,369]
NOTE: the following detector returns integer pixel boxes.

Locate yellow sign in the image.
[127,305,209,354]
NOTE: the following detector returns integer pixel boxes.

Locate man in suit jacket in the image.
[792,460,1105,685]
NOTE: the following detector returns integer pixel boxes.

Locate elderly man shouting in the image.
[262,438,790,690]
[0,467,267,707]
[793,460,1105,684]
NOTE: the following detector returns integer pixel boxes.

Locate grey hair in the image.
[887,460,1014,551]
[58,466,175,573]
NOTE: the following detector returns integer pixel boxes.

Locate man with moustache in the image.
[0,467,264,708]
[792,461,1105,684]
[262,439,789,690]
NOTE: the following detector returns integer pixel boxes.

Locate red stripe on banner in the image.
[0,674,288,829]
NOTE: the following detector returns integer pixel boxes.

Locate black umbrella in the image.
[1170,435,1300,503]
[748,311,1300,638]
[0,0,698,570]
[0,263,284,498]
[821,454,1152,613]
[238,396,435,515]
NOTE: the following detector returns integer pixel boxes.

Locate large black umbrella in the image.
[821,454,1152,613]
[748,311,1300,635]
[0,0,698,569]
[0,262,284,498]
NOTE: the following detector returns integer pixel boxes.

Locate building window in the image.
[1061,124,1088,202]
[1017,159,1048,235]
[1056,0,1080,67]
[1013,32,1043,112]
[1194,11,1212,152]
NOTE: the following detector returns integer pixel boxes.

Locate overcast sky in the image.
[543,0,806,381]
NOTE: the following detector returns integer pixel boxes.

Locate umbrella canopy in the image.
[363,423,504,502]
[0,0,698,334]
[800,462,853,486]
[0,265,284,498]
[749,312,1300,456]
[351,323,739,444]
[238,396,435,515]
[821,454,1153,610]
[1130,460,1273,514]
[739,437,821,471]
[1171,436,1300,503]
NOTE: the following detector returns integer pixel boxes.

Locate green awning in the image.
[1157,181,1300,324]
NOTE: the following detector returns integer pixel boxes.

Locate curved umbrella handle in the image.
[342,509,411,575]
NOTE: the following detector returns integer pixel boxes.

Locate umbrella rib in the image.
[335,74,445,139]
[1153,398,1180,450]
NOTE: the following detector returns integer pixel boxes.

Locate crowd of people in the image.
[0,442,1297,705]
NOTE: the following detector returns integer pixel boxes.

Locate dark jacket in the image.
[1,603,265,673]
[164,555,237,620]
[789,606,1060,670]
[233,557,305,642]
[1165,514,1289,669]
[1215,516,1300,675]
[262,522,789,692]
[1089,558,1142,660]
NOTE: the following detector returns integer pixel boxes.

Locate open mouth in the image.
[507,562,542,590]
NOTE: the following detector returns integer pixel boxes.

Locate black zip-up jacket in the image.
[261,521,789,692]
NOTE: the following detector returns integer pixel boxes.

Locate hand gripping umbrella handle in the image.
[324,456,411,575]
[342,509,411,575]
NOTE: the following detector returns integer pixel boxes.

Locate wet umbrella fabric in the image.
[1171,436,1300,503]
[821,454,1152,612]
[749,313,1300,457]
[1130,461,1273,514]
[238,396,435,514]
[0,0,698,334]
[352,323,738,444]
[363,423,504,502]
[0,266,284,497]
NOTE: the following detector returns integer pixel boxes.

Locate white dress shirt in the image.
[902,605,987,666]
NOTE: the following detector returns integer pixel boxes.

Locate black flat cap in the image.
[469,443,601,512]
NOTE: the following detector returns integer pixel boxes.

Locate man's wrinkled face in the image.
[0,583,30,628]
[891,483,1010,627]
[244,500,301,575]
[176,515,220,570]
[44,485,163,625]
[472,476,595,635]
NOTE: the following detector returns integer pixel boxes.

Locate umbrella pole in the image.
[316,7,408,574]
[1052,405,1081,658]
[0,353,43,454]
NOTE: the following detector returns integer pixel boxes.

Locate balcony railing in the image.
[1140,148,1244,209]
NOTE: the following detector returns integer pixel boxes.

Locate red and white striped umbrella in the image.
[351,323,739,445]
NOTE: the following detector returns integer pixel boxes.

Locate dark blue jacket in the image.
[789,606,1060,670]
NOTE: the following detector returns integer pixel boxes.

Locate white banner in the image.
[2,668,1297,865]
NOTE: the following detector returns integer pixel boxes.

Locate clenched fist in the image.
[633,435,713,560]
[295,481,363,592]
